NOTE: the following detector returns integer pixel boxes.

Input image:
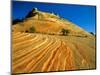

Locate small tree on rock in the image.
[29,26,36,33]
[61,28,69,35]
[90,32,94,36]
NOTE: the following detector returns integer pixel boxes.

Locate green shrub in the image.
[89,32,94,36]
[29,26,36,33]
[61,28,69,35]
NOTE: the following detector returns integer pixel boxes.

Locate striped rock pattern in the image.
[12,32,96,73]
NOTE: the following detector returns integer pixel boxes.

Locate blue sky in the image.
[12,1,96,33]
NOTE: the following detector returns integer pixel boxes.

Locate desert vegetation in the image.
[29,26,36,33]
[89,32,95,36]
[61,28,69,35]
